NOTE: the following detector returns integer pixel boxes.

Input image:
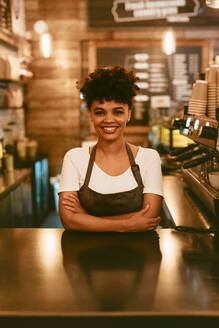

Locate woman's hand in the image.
[128,205,161,232]
[61,192,86,214]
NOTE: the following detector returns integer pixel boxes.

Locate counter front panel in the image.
[0,228,219,324]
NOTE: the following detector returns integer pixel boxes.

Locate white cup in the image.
[208,171,219,190]
[17,140,27,159]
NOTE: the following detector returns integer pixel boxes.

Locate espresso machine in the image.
[172,114,219,223]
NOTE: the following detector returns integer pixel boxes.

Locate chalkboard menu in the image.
[97,45,202,125]
[88,0,219,28]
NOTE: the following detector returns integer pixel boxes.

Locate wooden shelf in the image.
[0,168,32,200]
[0,30,18,49]
[0,107,24,110]
[0,79,27,85]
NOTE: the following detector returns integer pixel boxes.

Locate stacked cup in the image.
[217,69,219,109]
[205,67,210,81]
[188,80,208,116]
[207,64,219,119]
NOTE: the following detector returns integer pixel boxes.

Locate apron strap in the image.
[84,143,143,187]
[84,144,97,186]
[126,143,143,187]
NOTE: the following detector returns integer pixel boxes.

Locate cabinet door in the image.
[34,160,42,221]
[33,158,49,226]
[41,158,49,213]
[22,176,34,227]
[0,194,12,227]
[11,183,25,227]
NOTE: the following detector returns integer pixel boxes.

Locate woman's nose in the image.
[104,112,114,122]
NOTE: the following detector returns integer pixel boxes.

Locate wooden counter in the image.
[0,228,219,326]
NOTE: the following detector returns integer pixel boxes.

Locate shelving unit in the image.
[0,78,27,84]
[0,1,39,228]
[0,0,31,134]
[0,29,18,48]
[0,0,12,39]
[0,107,23,110]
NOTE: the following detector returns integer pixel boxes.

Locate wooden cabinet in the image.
[14,154,49,227]
[0,169,33,227]
[32,156,49,226]
[0,155,49,228]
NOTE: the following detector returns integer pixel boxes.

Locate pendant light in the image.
[33,20,52,58]
[33,20,48,34]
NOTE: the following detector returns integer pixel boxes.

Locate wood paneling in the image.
[25,0,84,175]
[30,67,80,79]
[36,135,80,155]
[26,97,79,110]
[27,79,79,98]
[32,135,81,176]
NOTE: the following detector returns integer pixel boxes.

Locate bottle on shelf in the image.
[3,127,14,154]
[3,151,14,172]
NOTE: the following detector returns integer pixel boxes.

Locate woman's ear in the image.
[127,109,131,122]
[89,111,93,122]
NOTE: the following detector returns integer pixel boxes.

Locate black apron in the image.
[78,143,144,217]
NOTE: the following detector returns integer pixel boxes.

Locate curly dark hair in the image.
[79,65,139,110]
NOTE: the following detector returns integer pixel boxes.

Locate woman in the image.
[58,65,163,232]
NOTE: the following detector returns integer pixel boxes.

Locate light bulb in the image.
[40,33,52,58]
[163,31,176,56]
[34,20,48,34]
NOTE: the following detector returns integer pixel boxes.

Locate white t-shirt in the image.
[58,146,163,197]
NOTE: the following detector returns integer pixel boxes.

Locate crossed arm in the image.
[59,191,162,232]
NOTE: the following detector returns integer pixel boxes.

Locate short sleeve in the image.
[58,152,80,193]
[142,149,163,197]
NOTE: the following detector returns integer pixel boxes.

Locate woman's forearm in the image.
[60,209,130,232]
[60,192,141,222]
[101,212,134,220]
[59,205,159,232]
[59,191,161,232]
[102,202,157,220]
[58,193,126,231]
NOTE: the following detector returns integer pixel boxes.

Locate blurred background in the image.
[0,0,219,228]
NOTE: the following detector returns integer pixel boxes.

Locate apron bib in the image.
[78,143,143,217]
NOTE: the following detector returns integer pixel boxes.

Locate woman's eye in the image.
[94,111,104,115]
[115,111,123,115]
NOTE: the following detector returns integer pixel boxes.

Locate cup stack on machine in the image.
[188,64,219,119]
[188,80,208,116]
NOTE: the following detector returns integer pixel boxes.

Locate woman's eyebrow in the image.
[94,107,104,110]
[93,106,125,110]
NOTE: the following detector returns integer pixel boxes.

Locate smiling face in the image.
[90,99,131,142]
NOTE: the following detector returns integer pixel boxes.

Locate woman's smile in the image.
[101,126,119,134]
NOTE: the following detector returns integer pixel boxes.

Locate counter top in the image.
[162,173,214,229]
[0,169,32,200]
[0,228,219,325]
